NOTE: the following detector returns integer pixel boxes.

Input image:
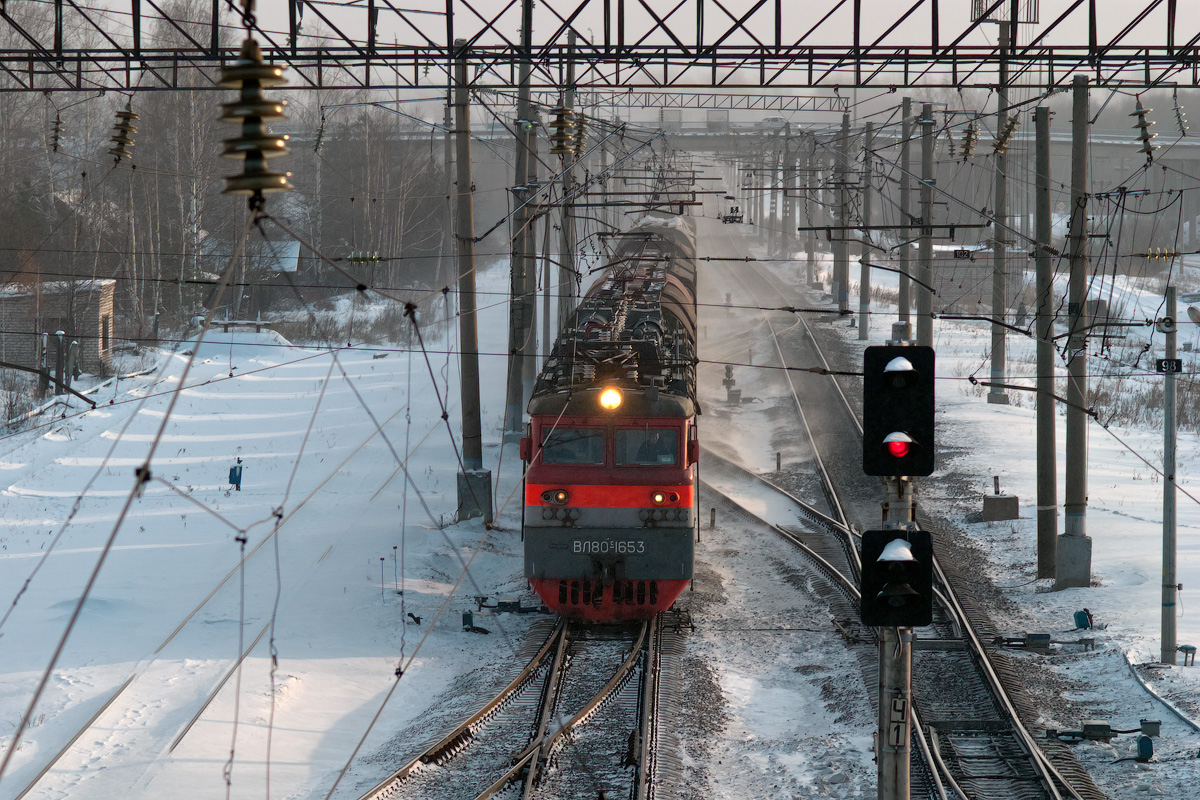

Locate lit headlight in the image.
[651,491,666,505]
[599,387,623,410]
[542,489,570,505]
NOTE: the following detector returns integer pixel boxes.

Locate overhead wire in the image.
[0,209,258,784]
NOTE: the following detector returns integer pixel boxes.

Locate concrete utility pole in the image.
[1162,286,1178,663]
[756,155,766,236]
[441,92,454,288]
[522,129,541,399]
[451,40,491,520]
[988,21,1012,405]
[836,112,850,313]
[806,139,818,287]
[1034,106,1057,579]
[504,0,536,441]
[877,620,912,800]
[1057,74,1092,590]
[784,135,797,263]
[769,142,781,258]
[917,103,934,348]
[542,211,551,362]
[898,97,912,324]
[600,134,610,231]
[859,122,873,340]
[879,473,914,800]
[557,30,578,331]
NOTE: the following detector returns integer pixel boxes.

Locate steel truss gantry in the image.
[476,88,849,113]
[0,0,1197,93]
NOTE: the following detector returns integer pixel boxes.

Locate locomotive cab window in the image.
[541,428,605,464]
[616,428,678,466]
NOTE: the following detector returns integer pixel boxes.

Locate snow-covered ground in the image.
[0,272,539,800]
[805,234,1200,798]
[2,199,1200,800]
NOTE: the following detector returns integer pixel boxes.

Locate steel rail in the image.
[714,250,1078,798]
[356,620,566,800]
[760,261,1077,798]
[168,620,272,753]
[471,751,537,800]
[10,676,135,800]
[634,616,660,800]
[535,621,649,761]
[701,479,858,603]
[749,263,863,438]
[702,447,852,536]
[754,259,1080,799]
[455,626,572,800]
[929,554,1079,800]
[702,473,975,799]
[703,460,969,800]
[11,399,414,800]
[720,253,852,529]
[519,624,573,800]
[926,727,974,800]
[477,622,648,800]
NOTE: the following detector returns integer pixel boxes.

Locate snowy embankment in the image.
[4,206,1200,800]
[824,248,1200,798]
[0,273,534,799]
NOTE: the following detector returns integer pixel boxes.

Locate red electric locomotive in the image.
[520,218,699,621]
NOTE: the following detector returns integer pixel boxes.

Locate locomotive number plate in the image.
[573,540,646,554]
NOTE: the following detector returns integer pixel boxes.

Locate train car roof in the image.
[529,387,696,418]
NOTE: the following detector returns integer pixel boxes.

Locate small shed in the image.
[0,280,116,374]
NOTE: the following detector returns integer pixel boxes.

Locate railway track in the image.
[361,616,674,800]
[701,226,1108,800]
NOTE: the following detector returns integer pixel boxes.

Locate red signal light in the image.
[882,431,915,460]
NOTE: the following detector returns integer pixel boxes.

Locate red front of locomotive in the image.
[522,385,697,621]
[523,218,699,621]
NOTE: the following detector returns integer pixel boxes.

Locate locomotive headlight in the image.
[542,489,570,505]
[651,491,666,505]
[599,387,623,411]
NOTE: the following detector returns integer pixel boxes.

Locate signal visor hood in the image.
[878,538,916,562]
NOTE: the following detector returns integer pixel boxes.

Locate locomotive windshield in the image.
[541,428,605,464]
[616,428,678,466]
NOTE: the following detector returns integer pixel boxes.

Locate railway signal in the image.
[862,346,935,477]
[860,530,933,627]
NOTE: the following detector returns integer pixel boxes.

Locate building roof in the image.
[0,279,115,299]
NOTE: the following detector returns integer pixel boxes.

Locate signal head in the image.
[860,530,934,627]
[862,346,935,477]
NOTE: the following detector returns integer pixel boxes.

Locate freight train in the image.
[520,216,699,621]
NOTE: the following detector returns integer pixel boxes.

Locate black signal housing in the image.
[860,529,934,627]
[862,345,935,476]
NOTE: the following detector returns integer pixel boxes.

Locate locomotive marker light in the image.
[862,346,935,477]
[599,387,623,410]
[860,530,934,627]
